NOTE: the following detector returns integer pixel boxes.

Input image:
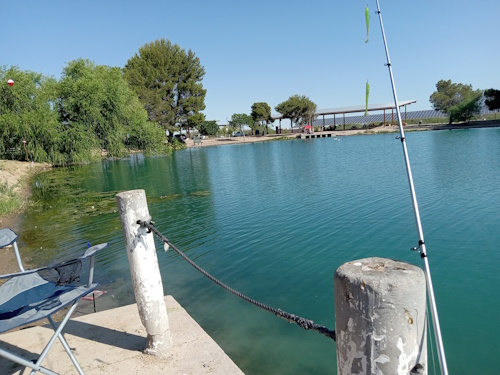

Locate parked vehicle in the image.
[232,131,244,137]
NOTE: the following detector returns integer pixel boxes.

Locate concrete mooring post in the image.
[334,257,427,375]
[116,189,171,357]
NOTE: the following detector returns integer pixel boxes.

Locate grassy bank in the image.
[0,181,23,216]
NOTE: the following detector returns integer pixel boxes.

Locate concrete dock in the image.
[0,295,244,375]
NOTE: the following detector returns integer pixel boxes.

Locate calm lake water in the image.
[19,128,500,374]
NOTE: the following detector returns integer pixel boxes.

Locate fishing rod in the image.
[373,1,449,374]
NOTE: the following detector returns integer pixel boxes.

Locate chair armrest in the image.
[1,243,108,285]
[0,228,25,271]
[79,243,108,286]
[0,228,17,249]
[0,267,46,280]
[80,243,109,259]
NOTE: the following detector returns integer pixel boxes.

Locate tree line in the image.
[0,38,208,165]
[2,35,499,166]
[226,95,317,137]
[228,81,500,138]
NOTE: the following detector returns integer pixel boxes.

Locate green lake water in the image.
[17,128,500,374]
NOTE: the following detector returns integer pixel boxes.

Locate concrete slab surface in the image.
[0,295,244,375]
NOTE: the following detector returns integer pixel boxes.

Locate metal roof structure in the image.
[271,99,417,120]
[312,109,441,127]
[310,106,498,127]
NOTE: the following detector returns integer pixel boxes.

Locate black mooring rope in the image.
[137,220,336,341]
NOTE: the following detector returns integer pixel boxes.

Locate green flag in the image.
[365,5,370,43]
[365,80,370,116]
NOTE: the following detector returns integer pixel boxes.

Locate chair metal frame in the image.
[0,228,108,375]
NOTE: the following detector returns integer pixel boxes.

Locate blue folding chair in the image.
[0,228,108,375]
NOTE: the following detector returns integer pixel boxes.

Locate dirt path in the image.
[0,160,50,197]
[0,160,51,274]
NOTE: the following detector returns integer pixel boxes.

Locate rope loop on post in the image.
[136,220,336,342]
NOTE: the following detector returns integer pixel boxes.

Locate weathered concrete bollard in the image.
[116,189,171,357]
[334,257,427,375]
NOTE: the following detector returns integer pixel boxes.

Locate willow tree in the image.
[124,39,207,139]
[275,95,317,133]
[57,59,164,160]
[0,66,63,164]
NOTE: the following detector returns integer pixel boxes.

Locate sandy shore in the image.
[0,160,50,193]
[0,160,51,274]
[0,160,51,225]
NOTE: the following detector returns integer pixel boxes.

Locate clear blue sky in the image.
[3,0,499,123]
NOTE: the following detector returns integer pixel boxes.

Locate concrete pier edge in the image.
[0,295,244,375]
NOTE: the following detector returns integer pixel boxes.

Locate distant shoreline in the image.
[185,119,500,148]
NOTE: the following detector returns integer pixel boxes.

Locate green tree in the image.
[429,80,482,124]
[57,59,164,159]
[274,95,317,133]
[0,66,64,164]
[121,95,166,153]
[124,39,207,140]
[251,102,273,135]
[186,112,205,139]
[484,89,500,112]
[228,113,253,135]
[197,120,219,136]
[449,96,483,123]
